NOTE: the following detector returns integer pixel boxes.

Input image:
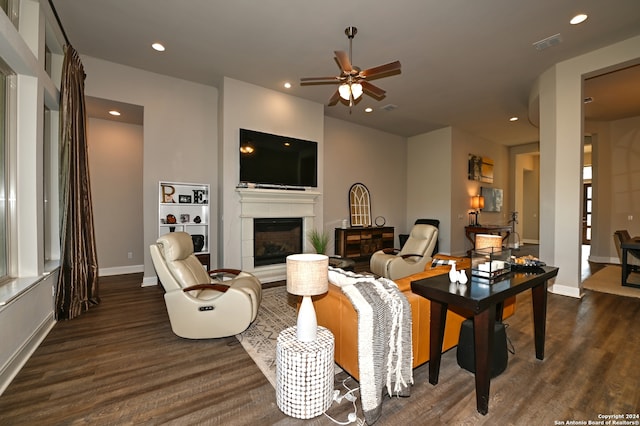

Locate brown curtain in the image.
[55,45,100,320]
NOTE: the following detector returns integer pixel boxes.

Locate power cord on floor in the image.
[504,323,515,355]
[323,378,364,425]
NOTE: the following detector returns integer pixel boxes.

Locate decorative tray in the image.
[508,255,546,270]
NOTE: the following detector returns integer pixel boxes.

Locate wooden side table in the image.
[276,326,335,419]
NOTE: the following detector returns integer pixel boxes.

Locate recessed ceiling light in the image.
[570,14,588,25]
[284,82,292,89]
[109,110,121,116]
[365,107,373,113]
[509,116,519,122]
[151,42,165,52]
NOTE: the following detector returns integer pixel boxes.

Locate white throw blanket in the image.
[328,268,413,424]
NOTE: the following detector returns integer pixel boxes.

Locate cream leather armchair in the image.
[150,232,262,339]
[370,224,438,280]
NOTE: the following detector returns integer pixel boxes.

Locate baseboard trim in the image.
[521,239,540,245]
[588,255,618,264]
[0,313,55,396]
[99,265,144,277]
[549,283,584,299]
[141,276,158,287]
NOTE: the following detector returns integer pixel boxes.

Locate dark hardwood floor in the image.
[1,255,637,425]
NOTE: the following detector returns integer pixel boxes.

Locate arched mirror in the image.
[349,183,372,227]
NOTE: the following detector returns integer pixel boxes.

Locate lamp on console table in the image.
[286,253,329,342]
[470,195,485,226]
[475,234,503,250]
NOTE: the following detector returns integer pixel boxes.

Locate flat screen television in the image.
[239,128,318,188]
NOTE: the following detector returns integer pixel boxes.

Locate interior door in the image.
[582,183,592,245]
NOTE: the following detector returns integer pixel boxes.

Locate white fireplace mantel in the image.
[236,188,322,282]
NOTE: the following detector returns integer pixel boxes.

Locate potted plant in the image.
[308,228,330,254]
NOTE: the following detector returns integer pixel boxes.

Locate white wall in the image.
[589,115,640,263]
[324,117,407,252]
[219,77,324,271]
[407,128,453,252]
[407,127,510,256]
[536,34,640,298]
[80,56,219,285]
[87,118,144,275]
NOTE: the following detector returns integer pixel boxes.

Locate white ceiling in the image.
[53,0,640,145]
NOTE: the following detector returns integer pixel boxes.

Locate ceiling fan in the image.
[300,27,401,107]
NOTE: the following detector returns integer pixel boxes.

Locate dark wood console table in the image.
[411,266,559,415]
[621,237,640,288]
[334,227,394,260]
[465,225,512,249]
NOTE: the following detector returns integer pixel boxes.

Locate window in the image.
[0,67,8,280]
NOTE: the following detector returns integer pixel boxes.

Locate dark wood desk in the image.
[411,266,559,415]
[621,237,640,288]
[465,225,511,249]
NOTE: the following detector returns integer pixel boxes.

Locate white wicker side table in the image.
[276,326,335,419]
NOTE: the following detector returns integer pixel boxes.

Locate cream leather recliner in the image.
[150,232,262,339]
[370,224,438,280]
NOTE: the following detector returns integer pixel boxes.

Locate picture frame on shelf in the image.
[178,194,192,203]
[180,214,190,223]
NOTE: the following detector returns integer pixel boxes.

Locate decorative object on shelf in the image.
[192,189,207,204]
[307,229,330,254]
[375,216,386,227]
[341,219,348,229]
[449,260,458,283]
[191,234,205,252]
[349,182,371,227]
[286,254,329,342]
[458,269,468,284]
[468,154,494,183]
[161,184,175,203]
[159,181,210,258]
[470,194,484,226]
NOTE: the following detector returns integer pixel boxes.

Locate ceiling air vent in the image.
[381,104,398,112]
[533,33,562,51]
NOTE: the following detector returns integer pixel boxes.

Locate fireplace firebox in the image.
[254,218,303,267]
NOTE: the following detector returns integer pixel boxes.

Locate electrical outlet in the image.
[127,252,133,259]
[629,215,634,221]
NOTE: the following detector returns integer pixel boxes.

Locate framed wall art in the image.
[481,187,503,212]
[468,154,494,183]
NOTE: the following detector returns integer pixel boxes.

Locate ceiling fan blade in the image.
[360,60,401,79]
[300,76,340,82]
[328,89,341,106]
[361,81,386,99]
[334,50,353,73]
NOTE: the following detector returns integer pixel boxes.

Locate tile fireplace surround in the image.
[236,188,322,283]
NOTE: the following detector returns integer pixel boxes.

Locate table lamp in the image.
[286,253,329,342]
[475,234,503,251]
[471,195,485,226]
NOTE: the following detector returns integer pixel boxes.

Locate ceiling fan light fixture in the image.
[351,83,363,99]
[339,83,363,101]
